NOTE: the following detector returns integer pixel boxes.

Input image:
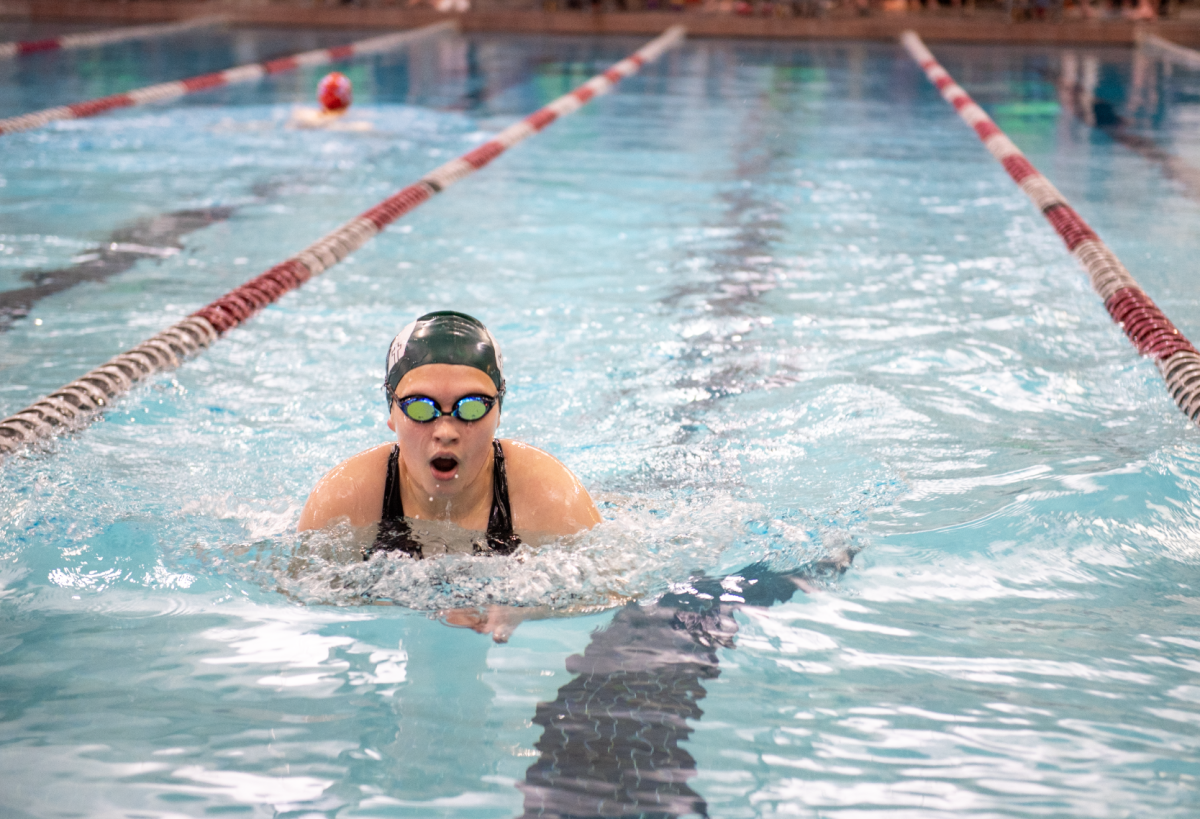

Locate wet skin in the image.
[298,363,600,538]
[298,364,601,641]
[389,364,504,530]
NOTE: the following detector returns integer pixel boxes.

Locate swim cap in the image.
[385,311,505,401]
[317,72,352,112]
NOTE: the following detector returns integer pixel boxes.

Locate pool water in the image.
[2,25,1199,817]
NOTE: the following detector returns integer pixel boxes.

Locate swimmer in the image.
[289,71,369,131]
[299,310,601,558]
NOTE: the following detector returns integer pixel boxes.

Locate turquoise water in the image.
[2,26,1200,817]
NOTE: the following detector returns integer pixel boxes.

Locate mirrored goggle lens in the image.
[454,397,491,422]
[401,398,439,422]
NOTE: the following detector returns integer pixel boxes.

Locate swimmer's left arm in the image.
[500,440,601,538]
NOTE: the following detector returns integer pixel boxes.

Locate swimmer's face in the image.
[388,364,501,501]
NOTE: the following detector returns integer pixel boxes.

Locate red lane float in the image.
[901,31,1200,425]
[0,16,225,61]
[0,21,455,136]
[0,25,687,458]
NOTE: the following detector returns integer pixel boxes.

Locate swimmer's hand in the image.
[440,605,547,643]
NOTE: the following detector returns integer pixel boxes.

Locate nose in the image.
[430,415,460,444]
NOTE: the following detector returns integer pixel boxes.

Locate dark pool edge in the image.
[4,0,1200,47]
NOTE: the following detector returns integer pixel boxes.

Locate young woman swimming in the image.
[298,311,601,556]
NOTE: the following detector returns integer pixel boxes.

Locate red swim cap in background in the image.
[317,72,352,112]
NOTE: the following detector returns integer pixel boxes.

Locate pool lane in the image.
[0,15,225,61]
[904,31,1200,425]
[0,21,456,136]
[2,36,1200,818]
[0,26,686,459]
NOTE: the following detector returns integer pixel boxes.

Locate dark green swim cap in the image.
[385,311,505,399]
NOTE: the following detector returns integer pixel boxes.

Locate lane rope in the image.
[901,31,1200,426]
[1137,31,1200,71]
[0,15,226,61]
[0,25,687,459]
[0,20,456,136]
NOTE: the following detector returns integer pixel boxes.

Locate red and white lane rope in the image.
[901,31,1200,425]
[0,20,455,136]
[0,25,687,458]
[0,15,225,61]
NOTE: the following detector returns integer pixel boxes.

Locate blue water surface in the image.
[1,23,1199,817]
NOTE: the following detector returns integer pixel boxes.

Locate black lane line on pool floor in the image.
[607,48,876,548]
[515,561,835,819]
[515,49,863,817]
[0,171,316,334]
[603,65,802,498]
[0,207,235,333]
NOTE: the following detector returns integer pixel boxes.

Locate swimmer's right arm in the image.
[297,445,390,532]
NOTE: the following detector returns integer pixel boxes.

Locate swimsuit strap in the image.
[366,444,423,559]
[383,443,403,520]
[483,440,521,556]
[366,441,521,560]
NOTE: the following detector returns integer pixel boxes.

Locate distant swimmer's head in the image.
[384,311,506,492]
[385,311,505,408]
[317,72,352,113]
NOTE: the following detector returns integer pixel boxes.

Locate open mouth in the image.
[430,456,458,479]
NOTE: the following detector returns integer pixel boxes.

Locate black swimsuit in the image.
[365,440,521,559]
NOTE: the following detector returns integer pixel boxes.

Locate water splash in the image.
[182,489,865,611]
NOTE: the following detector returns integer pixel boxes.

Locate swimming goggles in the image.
[395,394,497,423]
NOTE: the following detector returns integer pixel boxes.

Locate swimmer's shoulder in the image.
[499,439,601,538]
[297,443,392,532]
[288,107,344,129]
